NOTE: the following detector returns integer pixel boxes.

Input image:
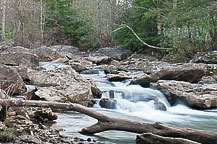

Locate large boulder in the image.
[0,50,39,69]
[125,61,205,83]
[30,46,62,61]
[27,67,92,106]
[156,80,217,109]
[97,47,132,61]
[84,53,112,65]
[31,45,80,61]
[150,63,205,83]
[0,64,26,95]
[50,45,80,59]
[107,71,134,81]
[107,71,148,82]
[191,51,217,64]
[0,46,29,54]
[117,58,149,71]
[130,62,206,86]
[86,78,102,98]
[67,59,93,72]
[130,74,153,87]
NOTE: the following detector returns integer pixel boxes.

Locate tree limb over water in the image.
[0,99,216,144]
[113,24,172,50]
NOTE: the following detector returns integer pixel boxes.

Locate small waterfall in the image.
[81,69,217,125]
[56,68,217,144]
[82,69,175,122]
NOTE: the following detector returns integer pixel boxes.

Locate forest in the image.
[1,0,216,61]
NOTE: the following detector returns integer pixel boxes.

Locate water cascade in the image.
[37,64,217,144]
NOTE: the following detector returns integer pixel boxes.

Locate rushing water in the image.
[56,69,217,144]
[38,63,217,144]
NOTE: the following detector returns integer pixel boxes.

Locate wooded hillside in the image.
[0,0,216,59]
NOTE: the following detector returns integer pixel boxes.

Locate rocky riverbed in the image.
[0,40,217,143]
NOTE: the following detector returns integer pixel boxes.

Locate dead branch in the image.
[112,24,172,50]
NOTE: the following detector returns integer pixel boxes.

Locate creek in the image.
[37,62,217,144]
[57,69,217,144]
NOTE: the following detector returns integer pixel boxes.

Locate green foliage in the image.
[113,0,163,51]
[114,0,216,57]
[0,23,13,41]
[43,0,94,47]
[161,0,217,56]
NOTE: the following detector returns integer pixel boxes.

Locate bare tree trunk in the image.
[1,0,6,41]
[40,0,44,40]
[0,99,217,144]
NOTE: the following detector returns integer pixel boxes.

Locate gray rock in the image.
[154,99,167,111]
[150,63,205,83]
[0,64,26,95]
[99,98,117,109]
[30,46,62,61]
[86,78,102,98]
[67,59,93,73]
[28,67,92,106]
[156,80,217,109]
[191,51,217,64]
[130,74,152,87]
[85,54,112,65]
[0,51,39,69]
[97,47,132,61]
[1,46,29,54]
[107,71,134,81]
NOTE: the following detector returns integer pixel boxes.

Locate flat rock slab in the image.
[97,47,132,61]
[156,80,217,109]
[28,67,92,106]
[191,51,217,64]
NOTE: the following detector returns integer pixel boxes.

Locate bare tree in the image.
[1,0,6,41]
[40,0,44,40]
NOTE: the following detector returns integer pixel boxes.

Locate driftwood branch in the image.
[113,24,172,50]
[0,99,217,144]
[136,133,201,144]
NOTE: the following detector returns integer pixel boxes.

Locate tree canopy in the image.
[0,0,216,57]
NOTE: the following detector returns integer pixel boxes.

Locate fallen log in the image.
[0,99,217,144]
[136,133,201,144]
